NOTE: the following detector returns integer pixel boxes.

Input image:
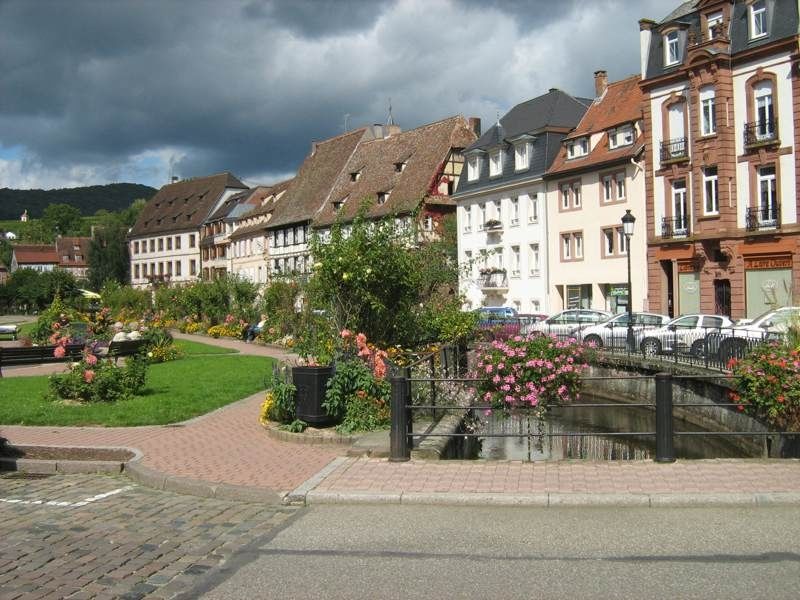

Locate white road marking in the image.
[0,485,134,508]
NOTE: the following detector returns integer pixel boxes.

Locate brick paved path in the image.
[0,473,295,600]
[0,334,341,494]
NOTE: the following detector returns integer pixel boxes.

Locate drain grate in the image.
[0,471,54,480]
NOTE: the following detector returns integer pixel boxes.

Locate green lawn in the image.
[0,354,272,426]
[174,339,237,355]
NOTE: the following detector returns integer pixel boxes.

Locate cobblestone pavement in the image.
[0,473,297,600]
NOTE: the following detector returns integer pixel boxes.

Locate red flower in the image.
[83,370,95,383]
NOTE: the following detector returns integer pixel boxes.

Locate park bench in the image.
[0,325,18,341]
[0,343,85,377]
[104,338,147,363]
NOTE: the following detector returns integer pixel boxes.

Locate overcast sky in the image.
[0,0,670,191]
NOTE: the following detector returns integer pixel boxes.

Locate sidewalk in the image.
[2,332,800,507]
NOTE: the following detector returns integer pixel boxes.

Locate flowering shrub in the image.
[48,352,148,403]
[147,343,182,363]
[263,369,297,424]
[473,335,588,411]
[729,343,800,430]
[206,324,244,339]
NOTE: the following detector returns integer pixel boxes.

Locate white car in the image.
[527,309,612,339]
[639,314,734,357]
[709,306,800,362]
[576,312,670,350]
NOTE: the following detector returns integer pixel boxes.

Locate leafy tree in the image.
[42,203,84,237]
[87,213,130,289]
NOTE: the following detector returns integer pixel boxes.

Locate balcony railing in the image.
[484,219,503,232]
[744,119,778,147]
[479,271,508,290]
[660,138,688,163]
[661,216,690,239]
[745,204,781,231]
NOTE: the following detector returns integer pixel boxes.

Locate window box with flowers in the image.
[483,219,503,231]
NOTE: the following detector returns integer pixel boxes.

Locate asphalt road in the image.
[195,503,800,600]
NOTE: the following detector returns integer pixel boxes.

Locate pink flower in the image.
[485,364,493,374]
[340,329,353,339]
[53,346,66,359]
[356,333,367,347]
[85,353,98,366]
[83,370,95,383]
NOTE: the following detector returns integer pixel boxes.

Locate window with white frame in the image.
[609,125,634,149]
[574,233,583,259]
[750,0,767,39]
[572,182,582,208]
[529,243,540,276]
[510,197,519,225]
[758,165,778,224]
[602,228,615,257]
[617,229,628,254]
[602,175,613,202]
[424,215,434,231]
[665,30,681,66]
[467,155,480,181]
[478,203,486,230]
[754,81,775,139]
[511,246,520,277]
[489,148,503,177]
[529,194,539,223]
[514,143,530,171]
[562,234,572,260]
[703,167,719,215]
[561,184,570,209]
[567,138,588,159]
[616,173,626,199]
[464,250,472,277]
[462,206,472,232]
[707,11,723,39]
[700,86,716,136]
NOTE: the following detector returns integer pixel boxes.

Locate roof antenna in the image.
[387,98,395,126]
[344,113,351,132]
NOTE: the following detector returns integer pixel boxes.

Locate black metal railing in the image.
[745,203,780,231]
[661,215,690,238]
[389,371,798,463]
[744,118,778,147]
[660,137,688,162]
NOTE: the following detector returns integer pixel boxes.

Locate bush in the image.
[324,358,390,426]
[730,343,800,431]
[100,280,151,316]
[48,352,149,403]
[263,365,297,424]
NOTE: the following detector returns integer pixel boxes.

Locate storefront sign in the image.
[677,261,697,273]
[744,255,792,270]
[609,286,628,297]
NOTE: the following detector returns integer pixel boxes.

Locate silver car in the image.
[575,312,670,350]
[527,309,612,339]
[639,314,734,357]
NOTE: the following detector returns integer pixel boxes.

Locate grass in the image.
[173,339,237,355]
[0,354,273,427]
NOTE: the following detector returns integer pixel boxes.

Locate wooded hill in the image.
[0,183,156,220]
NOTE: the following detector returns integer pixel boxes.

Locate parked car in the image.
[639,314,734,357]
[574,312,671,349]
[526,309,613,339]
[477,306,518,320]
[706,306,800,362]
[476,306,521,341]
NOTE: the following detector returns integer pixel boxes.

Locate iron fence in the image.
[389,372,798,463]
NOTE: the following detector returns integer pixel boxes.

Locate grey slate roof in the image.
[455,89,590,197]
[644,0,799,80]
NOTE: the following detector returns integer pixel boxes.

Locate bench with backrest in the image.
[106,338,147,363]
[0,343,85,377]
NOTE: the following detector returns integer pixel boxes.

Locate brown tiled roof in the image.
[548,76,645,176]
[228,180,295,240]
[312,116,476,227]
[130,172,247,236]
[267,130,367,229]
[55,237,91,267]
[13,245,59,265]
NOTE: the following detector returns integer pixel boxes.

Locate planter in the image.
[292,365,335,425]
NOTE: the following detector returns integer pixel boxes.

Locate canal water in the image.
[450,395,761,461]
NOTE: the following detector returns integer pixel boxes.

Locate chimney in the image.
[171,176,179,183]
[468,117,481,137]
[311,140,318,155]
[594,70,608,97]
[387,124,402,137]
[373,123,386,139]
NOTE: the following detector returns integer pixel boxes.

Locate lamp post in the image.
[621,210,636,352]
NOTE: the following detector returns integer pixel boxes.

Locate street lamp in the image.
[621,210,636,352]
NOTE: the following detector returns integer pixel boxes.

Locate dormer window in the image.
[489,148,503,177]
[665,30,681,66]
[466,154,480,181]
[350,170,361,182]
[609,125,634,149]
[706,11,723,39]
[566,138,588,159]
[377,190,390,205]
[333,196,348,212]
[394,162,406,173]
[514,142,530,171]
[750,0,767,39]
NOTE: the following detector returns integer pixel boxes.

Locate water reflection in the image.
[461,396,760,461]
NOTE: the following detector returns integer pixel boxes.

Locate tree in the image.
[87,213,130,289]
[42,203,84,237]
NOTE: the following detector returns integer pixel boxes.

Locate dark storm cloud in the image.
[0,0,667,189]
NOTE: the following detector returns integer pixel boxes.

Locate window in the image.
[572,182,582,208]
[754,81,775,140]
[142,263,147,276]
[190,260,196,276]
[287,228,294,245]
[489,149,502,177]
[175,261,182,277]
[350,170,361,182]
[574,233,583,259]
[377,191,389,205]
[665,30,680,66]
[602,226,629,257]
[510,197,519,226]
[462,206,472,232]
[149,239,155,252]
[561,233,583,261]
[394,162,406,172]
[189,234,196,248]
[467,155,480,181]
[750,0,767,38]
[758,165,778,224]
[529,194,539,223]
[617,229,628,254]
[134,264,140,279]
[167,261,173,276]
[561,184,570,209]
[616,173,626,199]
[333,201,343,212]
[175,236,181,250]
[158,238,164,251]
[700,86,716,136]
[562,234,571,260]
[158,262,164,276]
[511,246,520,277]
[424,215,434,232]
[167,237,172,251]
[478,203,486,230]
[672,179,688,235]
[609,125,634,149]
[707,11,723,39]
[603,228,614,257]
[529,244,540,275]
[464,250,472,276]
[567,138,588,159]
[603,175,612,202]
[514,143,529,171]
[703,167,719,215]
